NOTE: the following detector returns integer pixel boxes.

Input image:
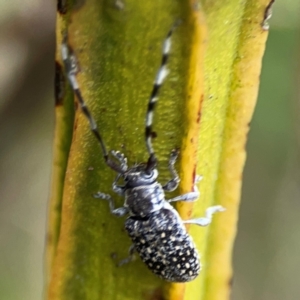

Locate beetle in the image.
[61,22,225,282]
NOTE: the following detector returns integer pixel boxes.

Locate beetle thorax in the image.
[123,165,158,188]
[123,167,164,217]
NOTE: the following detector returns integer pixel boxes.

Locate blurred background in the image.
[0,1,299,300]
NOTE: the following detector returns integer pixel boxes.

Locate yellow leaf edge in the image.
[46,13,74,282]
[199,1,272,300]
[166,3,207,299]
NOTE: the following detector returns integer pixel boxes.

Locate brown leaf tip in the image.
[57,0,68,15]
[55,61,65,106]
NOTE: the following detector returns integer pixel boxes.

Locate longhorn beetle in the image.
[61,22,225,282]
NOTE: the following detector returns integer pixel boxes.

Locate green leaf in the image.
[47,0,272,299]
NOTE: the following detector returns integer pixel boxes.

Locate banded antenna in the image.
[61,34,124,173]
[145,21,180,173]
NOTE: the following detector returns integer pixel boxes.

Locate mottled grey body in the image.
[122,173,200,282]
[125,202,200,282]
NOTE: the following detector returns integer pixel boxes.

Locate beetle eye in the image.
[142,172,152,179]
